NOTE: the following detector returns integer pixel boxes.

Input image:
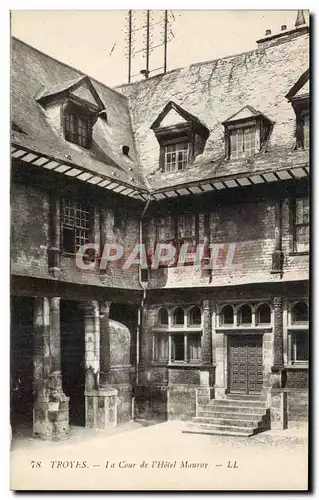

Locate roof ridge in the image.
[11,36,128,101]
[115,31,309,90]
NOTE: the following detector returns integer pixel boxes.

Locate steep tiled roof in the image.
[117,31,309,192]
[11,37,146,190]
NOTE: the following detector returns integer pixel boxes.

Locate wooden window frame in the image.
[61,198,94,255]
[169,332,202,364]
[290,197,309,254]
[63,103,93,149]
[288,329,309,366]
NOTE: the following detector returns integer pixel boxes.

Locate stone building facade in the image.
[10,12,309,440]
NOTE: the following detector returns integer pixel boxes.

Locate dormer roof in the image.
[36,75,105,112]
[222,105,273,126]
[286,69,309,102]
[151,101,209,138]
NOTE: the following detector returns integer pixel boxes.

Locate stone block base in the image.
[112,384,132,423]
[134,385,167,421]
[85,388,118,429]
[33,397,69,441]
[167,385,197,421]
[270,390,288,430]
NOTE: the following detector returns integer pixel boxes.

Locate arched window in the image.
[221,305,234,325]
[173,307,184,326]
[158,308,168,326]
[239,304,252,325]
[189,306,202,326]
[292,302,308,323]
[257,304,271,324]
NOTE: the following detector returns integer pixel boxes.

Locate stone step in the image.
[184,422,257,437]
[225,394,263,401]
[208,399,266,409]
[202,404,267,415]
[198,409,266,420]
[198,405,267,418]
[193,416,263,428]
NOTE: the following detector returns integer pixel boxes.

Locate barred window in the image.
[61,199,92,254]
[290,330,308,364]
[164,142,190,172]
[230,126,257,159]
[293,197,309,252]
[64,112,92,149]
[170,333,201,362]
[153,334,168,362]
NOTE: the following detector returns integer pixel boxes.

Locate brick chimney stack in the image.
[256,10,308,49]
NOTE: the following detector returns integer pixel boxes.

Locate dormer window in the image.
[36,74,105,151]
[286,69,309,150]
[223,105,273,160]
[64,108,93,149]
[164,141,190,172]
[151,101,209,173]
[229,125,257,159]
[296,110,309,149]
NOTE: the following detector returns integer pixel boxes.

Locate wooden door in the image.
[228,335,263,394]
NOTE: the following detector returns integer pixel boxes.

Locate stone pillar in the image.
[48,192,60,278]
[99,300,111,387]
[202,300,212,365]
[33,297,69,441]
[84,302,100,382]
[197,300,213,407]
[272,297,284,377]
[84,300,118,429]
[271,201,284,274]
[270,296,287,430]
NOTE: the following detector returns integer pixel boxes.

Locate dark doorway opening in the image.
[10,296,34,434]
[60,300,85,426]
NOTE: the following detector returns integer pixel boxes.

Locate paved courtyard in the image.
[10,420,308,491]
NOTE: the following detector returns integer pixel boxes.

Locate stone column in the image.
[272,297,284,374]
[197,300,213,406]
[85,300,117,429]
[202,300,212,365]
[270,296,287,430]
[99,300,111,387]
[33,297,69,441]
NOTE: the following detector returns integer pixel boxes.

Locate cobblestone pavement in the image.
[10,420,308,491]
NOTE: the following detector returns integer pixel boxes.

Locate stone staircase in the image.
[184,395,270,437]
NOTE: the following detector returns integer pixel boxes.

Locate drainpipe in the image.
[133,195,151,419]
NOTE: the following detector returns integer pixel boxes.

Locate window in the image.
[189,306,202,326]
[230,126,257,159]
[171,333,201,362]
[296,110,309,150]
[157,216,174,243]
[64,111,92,148]
[153,334,168,362]
[257,304,271,324]
[173,307,185,326]
[239,304,252,325]
[164,142,190,172]
[178,215,196,243]
[158,308,168,326]
[290,330,309,364]
[292,302,308,324]
[293,197,309,252]
[61,198,92,254]
[221,305,234,325]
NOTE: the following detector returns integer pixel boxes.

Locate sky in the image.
[11,10,309,88]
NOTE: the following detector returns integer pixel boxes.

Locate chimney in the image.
[295,10,306,27]
[256,10,308,49]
